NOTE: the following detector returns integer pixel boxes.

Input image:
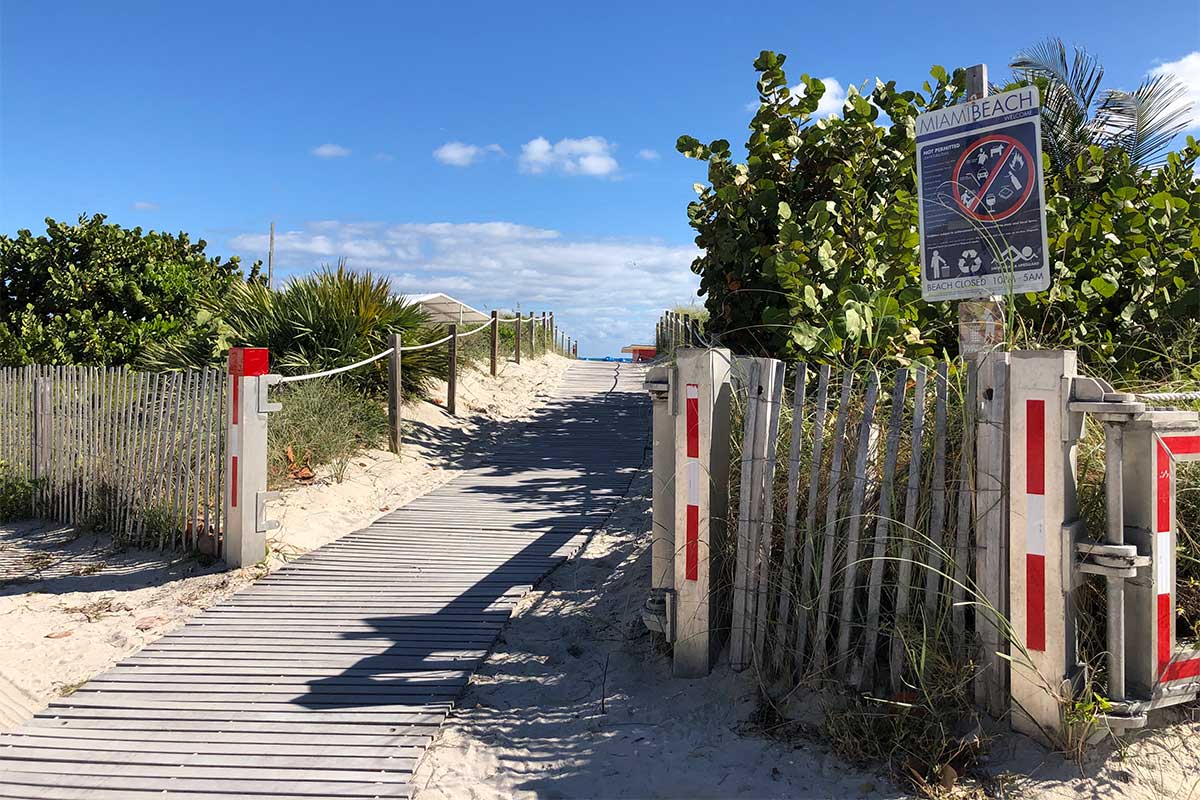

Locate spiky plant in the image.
[1009,38,1192,174]
[141,262,445,398]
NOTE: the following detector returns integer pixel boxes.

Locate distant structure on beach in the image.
[621,344,656,363]
[411,293,490,324]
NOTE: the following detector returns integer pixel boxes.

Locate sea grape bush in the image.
[0,214,252,366]
[680,51,1200,375]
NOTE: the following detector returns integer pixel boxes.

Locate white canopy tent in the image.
[410,293,490,325]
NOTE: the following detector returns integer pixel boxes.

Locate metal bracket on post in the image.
[256,491,282,533]
[259,374,283,413]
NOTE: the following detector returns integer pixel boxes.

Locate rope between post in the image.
[455,320,494,338]
[277,348,396,383]
[1135,391,1200,402]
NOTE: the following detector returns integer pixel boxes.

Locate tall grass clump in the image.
[266,378,389,487]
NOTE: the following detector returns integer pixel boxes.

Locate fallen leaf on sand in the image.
[45,630,73,639]
[134,616,168,631]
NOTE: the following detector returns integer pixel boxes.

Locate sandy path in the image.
[410,465,1200,800]
[0,354,569,730]
[409,467,904,800]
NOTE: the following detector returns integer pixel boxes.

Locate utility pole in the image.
[268,221,275,290]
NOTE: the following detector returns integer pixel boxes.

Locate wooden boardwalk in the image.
[0,362,649,799]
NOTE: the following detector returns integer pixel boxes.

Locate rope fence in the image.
[271,307,578,454]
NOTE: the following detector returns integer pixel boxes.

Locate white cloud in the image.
[131,200,158,211]
[1150,52,1200,131]
[228,220,699,356]
[373,152,395,162]
[311,143,351,158]
[433,141,504,167]
[519,136,619,177]
[638,149,661,160]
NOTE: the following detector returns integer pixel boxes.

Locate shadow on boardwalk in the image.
[296,372,650,720]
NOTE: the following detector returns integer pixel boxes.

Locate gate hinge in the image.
[1075,535,1151,579]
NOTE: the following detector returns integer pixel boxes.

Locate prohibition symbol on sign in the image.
[951,133,1035,222]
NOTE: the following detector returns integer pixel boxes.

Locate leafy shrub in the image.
[143,264,446,398]
[679,50,1200,376]
[267,378,389,486]
[0,214,253,366]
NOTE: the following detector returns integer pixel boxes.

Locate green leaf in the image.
[1090,276,1119,298]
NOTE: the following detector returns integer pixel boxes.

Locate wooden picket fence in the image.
[0,366,226,551]
[728,356,1007,705]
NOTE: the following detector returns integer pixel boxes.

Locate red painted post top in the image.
[228,347,270,377]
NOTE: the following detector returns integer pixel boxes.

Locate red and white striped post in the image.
[1124,418,1200,700]
[672,347,733,677]
[225,347,281,568]
[1008,350,1081,741]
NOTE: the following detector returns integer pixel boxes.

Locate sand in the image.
[409,467,903,800]
[410,465,1200,800]
[0,353,570,730]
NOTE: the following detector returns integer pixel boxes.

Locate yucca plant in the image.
[141,262,445,397]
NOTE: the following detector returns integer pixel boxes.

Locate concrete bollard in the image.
[225,347,281,568]
[1007,350,1081,742]
[671,347,733,678]
[1123,413,1200,701]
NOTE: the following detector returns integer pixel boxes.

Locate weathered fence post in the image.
[225,347,280,568]
[31,377,52,517]
[1007,350,1080,742]
[572,340,578,359]
[672,347,733,677]
[549,312,555,356]
[447,323,458,416]
[975,349,1011,715]
[388,333,403,452]
[490,311,499,377]
[515,311,522,364]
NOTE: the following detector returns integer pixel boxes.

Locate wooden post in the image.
[447,324,458,416]
[515,311,522,364]
[388,333,402,452]
[31,377,51,518]
[489,311,499,377]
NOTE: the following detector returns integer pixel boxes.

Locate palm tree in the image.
[1009,38,1192,173]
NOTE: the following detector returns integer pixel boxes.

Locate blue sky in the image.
[2,1,1198,356]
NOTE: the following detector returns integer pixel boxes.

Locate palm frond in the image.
[1094,74,1192,168]
[1011,37,1104,110]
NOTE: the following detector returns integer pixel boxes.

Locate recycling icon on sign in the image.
[958,249,982,274]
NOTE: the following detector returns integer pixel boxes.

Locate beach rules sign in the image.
[915,85,1050,302]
